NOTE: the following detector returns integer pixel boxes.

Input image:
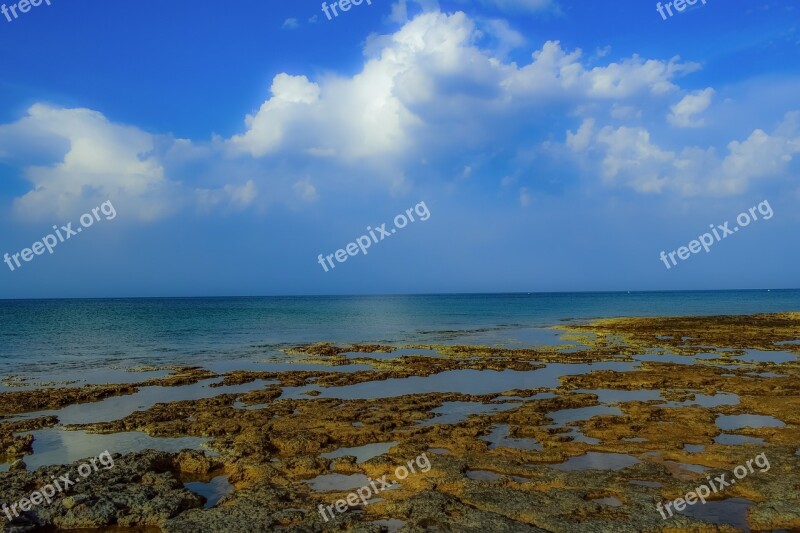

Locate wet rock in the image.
[62,494,88,509]
[0,450,206,529]
[175,449,220,474]
[4,312,800,531]
[0,384,139,415]
[0,416,45,459]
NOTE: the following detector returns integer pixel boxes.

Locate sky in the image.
[0,0,798,298]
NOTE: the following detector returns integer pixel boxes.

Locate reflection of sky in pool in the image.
[283,362,635,400]
[551,452,639,471]
[735,350,796,364]
[676,497,754,530]
[12,378,275,425]
[714,434,766,446]
[418,401,522,427]
[304,473,371,491]
[481,425,541,451]
[184,475,234,508]
[716,414,784,431]
[466,470,502,481]
[0,428,212,471]
[320,441,397,463]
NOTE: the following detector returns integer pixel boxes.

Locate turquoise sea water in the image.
[0,290,798,374]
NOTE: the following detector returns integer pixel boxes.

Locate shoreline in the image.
[1,312,799,531]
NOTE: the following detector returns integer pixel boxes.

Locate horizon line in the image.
[1,287,798,302]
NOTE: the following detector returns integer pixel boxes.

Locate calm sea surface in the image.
[1,290,798,374]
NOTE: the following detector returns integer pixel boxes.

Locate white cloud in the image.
[713,118,800,194]
[3,8,790,222]
[228,74,322,157]
[227,12,698,172]
[668,87,715,127]
[595,125,673,193]
[481,18,526,56]
[0,104,174,221]
[567,118,595,152]
[196,180,258,212]
[0,105,263,221]
[610,103,641,120]
[502,42,699,101]
[227,180,258,208]
[282,18,299,29]
[566,111,800,195]
[293,178,319,202]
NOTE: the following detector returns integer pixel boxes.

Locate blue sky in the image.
[0,0,798,298]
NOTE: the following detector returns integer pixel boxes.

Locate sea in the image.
[1,290,798,375]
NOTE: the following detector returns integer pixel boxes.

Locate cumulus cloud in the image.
[502,43,698,100]
[566,111,800,195]
[479,18,526,56]
[714,117,800,194]
[567,118,595,152]
[228,74,322,158]
[595,125,674,193]
[668,87,715,127]
[227,12,698,170]
[0,104,173,221]
[0,105,260,221]
[2,8,791,223]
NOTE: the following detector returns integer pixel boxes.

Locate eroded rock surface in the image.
[0,313,798,531]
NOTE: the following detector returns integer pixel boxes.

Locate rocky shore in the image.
[1,313,799,532]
